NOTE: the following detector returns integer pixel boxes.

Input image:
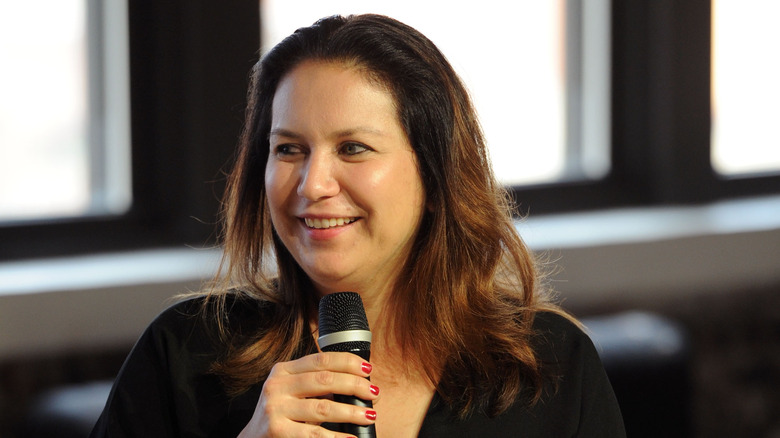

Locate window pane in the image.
[0,0,131,223]
[711,0,780,176]
[261,1,610,186]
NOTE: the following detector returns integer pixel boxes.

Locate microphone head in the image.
[318,292,371,356]
[318,292,370,335]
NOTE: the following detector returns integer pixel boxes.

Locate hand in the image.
[238,352,379,437]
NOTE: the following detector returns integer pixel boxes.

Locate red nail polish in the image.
[369,384,380,396]
[365,410,377,421]
[361,362,373,374]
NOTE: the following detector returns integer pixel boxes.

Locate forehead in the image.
[270,60,401,132]
[275,60,396,103]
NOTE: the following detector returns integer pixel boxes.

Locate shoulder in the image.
[529,311,627,437]
[421,311,625,436]
[142,292,277,358]
[529,310,609,385]
[92,292,272,437]
[530,311,592,361]
[153,292,273,329]
[531,310,582,334]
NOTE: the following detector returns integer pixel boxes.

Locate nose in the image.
[297,152,339,201]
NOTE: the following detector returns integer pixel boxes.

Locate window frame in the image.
[512,0,780,216]
[2,0,778,261]
[0,0,260,261]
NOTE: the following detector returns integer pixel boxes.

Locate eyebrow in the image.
[268,127,385,140]
[267,128,300,140]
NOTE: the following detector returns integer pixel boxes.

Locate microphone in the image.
[318,292,376,438]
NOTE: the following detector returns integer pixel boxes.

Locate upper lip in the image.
[298,214,358,219]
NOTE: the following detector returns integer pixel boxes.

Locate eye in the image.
[340,142,370,156]
[273,143,304,157]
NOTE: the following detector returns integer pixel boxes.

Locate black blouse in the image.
[90,296,625,437]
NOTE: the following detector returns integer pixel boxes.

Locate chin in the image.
[303,268,353,292]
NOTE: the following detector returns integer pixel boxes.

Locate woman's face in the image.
[265,60,426,299]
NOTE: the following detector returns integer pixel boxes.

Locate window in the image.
[261,0,611,186]
[2,0,778,261]
[0,1,260,260]
[711,0,780,176]
[0,0,131,222]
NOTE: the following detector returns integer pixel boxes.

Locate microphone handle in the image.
[333,394,376,437]
[321,349,376,437]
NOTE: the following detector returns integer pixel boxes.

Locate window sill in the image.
[518,194,780,310]
[0,248,222,359]
[1,195,779,360]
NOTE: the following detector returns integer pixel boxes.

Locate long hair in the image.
[209,14,564,418]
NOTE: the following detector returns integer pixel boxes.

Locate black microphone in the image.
[318,292,376,438]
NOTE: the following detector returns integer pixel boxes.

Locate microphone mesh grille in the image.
[318,292,370,336]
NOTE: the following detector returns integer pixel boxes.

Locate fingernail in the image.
[365,410,377,421]
[361,362,373,374]
[369,384,380,396]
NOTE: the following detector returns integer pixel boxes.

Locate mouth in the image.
[303,217,359,229]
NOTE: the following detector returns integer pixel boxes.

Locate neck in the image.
[361,293,389,333]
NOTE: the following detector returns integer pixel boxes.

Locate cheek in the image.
[393,158,426,209]
[362,160,426,218]
[264,163,278,208]
[264,161,292,219]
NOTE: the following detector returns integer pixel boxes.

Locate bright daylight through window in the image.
[711,0,780,176]
[261,0,611,187]
[0,0,130,223]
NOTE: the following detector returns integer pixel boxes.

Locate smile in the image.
[303,217,358,229]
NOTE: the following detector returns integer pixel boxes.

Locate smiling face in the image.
[265,60,426,300]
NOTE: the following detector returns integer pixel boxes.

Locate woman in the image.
[92,14,625,437]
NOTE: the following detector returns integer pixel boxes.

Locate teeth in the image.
[304,217,357,229]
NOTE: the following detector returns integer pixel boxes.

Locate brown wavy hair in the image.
[207,13,565,418]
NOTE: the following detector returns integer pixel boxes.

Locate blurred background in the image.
[1,0,778,436]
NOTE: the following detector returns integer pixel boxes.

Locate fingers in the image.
[299,397,377,426]
[243,397,376,438]
[258,397,376,436]
[283,351,372,378]
[263,418,368,438]
[272,352,377,401]
[280,369,378,402]
[242,352,379,437]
